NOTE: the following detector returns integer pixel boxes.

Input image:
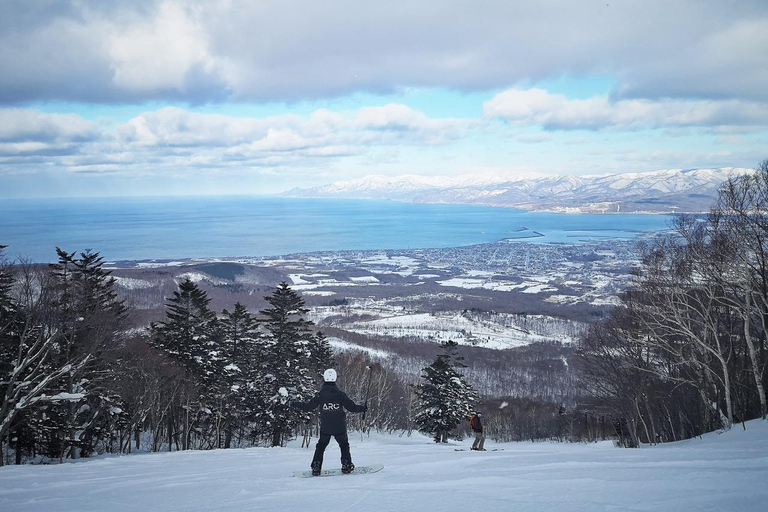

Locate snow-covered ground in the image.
[2,420,767,511]
[437,276,558,294]
[327,337,393,359]
[112,276,158,290]
[342,311,565,348]
[312,300,584,349]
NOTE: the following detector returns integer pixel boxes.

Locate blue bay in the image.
[0,196,674,263]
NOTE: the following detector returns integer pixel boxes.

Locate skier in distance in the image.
[470,411,486,451]
[291,368,367,475]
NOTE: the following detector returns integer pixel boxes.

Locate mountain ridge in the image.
[284,167,753,213]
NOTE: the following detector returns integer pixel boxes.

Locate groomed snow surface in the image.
[1,420,767,511]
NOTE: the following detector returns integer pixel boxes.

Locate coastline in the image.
[280,194,700,215]
[0,196,674,264]
[101,231,660,270]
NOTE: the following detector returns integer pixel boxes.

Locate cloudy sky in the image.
[1,0,767,198]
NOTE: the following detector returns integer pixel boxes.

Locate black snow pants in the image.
[312,432,351,466]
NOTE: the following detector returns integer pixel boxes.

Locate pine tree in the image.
[151,278,220,449]
[151,278,217,375]
[45,248,128,460]
[306,331,335,381]
[0,245,15,376]
[257,282,317,446]
[415,339,477,443]
[0,246,18,463]
[219,302,262,448]
[0,245,12,324]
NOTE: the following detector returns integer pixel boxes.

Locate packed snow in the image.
[342,312,562,348]
[288,274,311,284]
[133,261,189,268]
[310,298,584,349]
[349,276,379,283]
[2,420,766,511]
[112,276,157,290]
[437,277,558,294]
[327,337,393,359]
[361,255,419,268]
[290,279,349,291]
[176,272,217,284]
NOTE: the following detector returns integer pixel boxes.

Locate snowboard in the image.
[454,448,504,452]
[293,463,384,478]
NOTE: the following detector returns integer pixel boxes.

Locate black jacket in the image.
[293,382,366,435]
[470,415,483,433]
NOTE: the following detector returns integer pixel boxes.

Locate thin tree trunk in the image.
[635,399,652,445]
[664,405,677,442]
[225,423,232,449]
[715,352,734,428]
[643,395,658,444]
[183,405,189,450]
[698,365,713,431]
[627,416,639,448]
[743,286,768,418]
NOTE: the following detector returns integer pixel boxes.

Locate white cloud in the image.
[248,128,310,152]
[116,104,469,151]
[484,88,768,130]
[355,104,431,130]
[109,1,217,93]
[1,1,767,103]
[0,109,98,142]
[116,107,276,146]
[0,104,472,176]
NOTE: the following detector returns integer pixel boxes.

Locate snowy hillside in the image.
[284,167,753,213]
[2,420,766,512]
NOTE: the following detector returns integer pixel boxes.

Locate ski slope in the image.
[1,420,767,512]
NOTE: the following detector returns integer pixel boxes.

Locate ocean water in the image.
[0,196,674,263]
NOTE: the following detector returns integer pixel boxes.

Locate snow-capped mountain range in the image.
[284,167,753,213]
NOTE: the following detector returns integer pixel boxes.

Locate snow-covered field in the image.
[2,420,767,512]
[112,276,158,290]
[312,299,584,349]
[342,311,566,348]
[437,276,558,294]
[327,337,393,359]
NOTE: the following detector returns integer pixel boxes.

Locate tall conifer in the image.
[151,278,217,375]
[257,282,317,446]
[415,339,477,443]
[46,248,128,460]
[219,302,262,447]
[307,331,335,381]
[151,278,221,449]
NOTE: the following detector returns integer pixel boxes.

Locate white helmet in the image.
[323,368,337,382]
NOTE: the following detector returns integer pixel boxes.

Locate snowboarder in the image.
[291,368,367,476]
[470,412,486,451]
